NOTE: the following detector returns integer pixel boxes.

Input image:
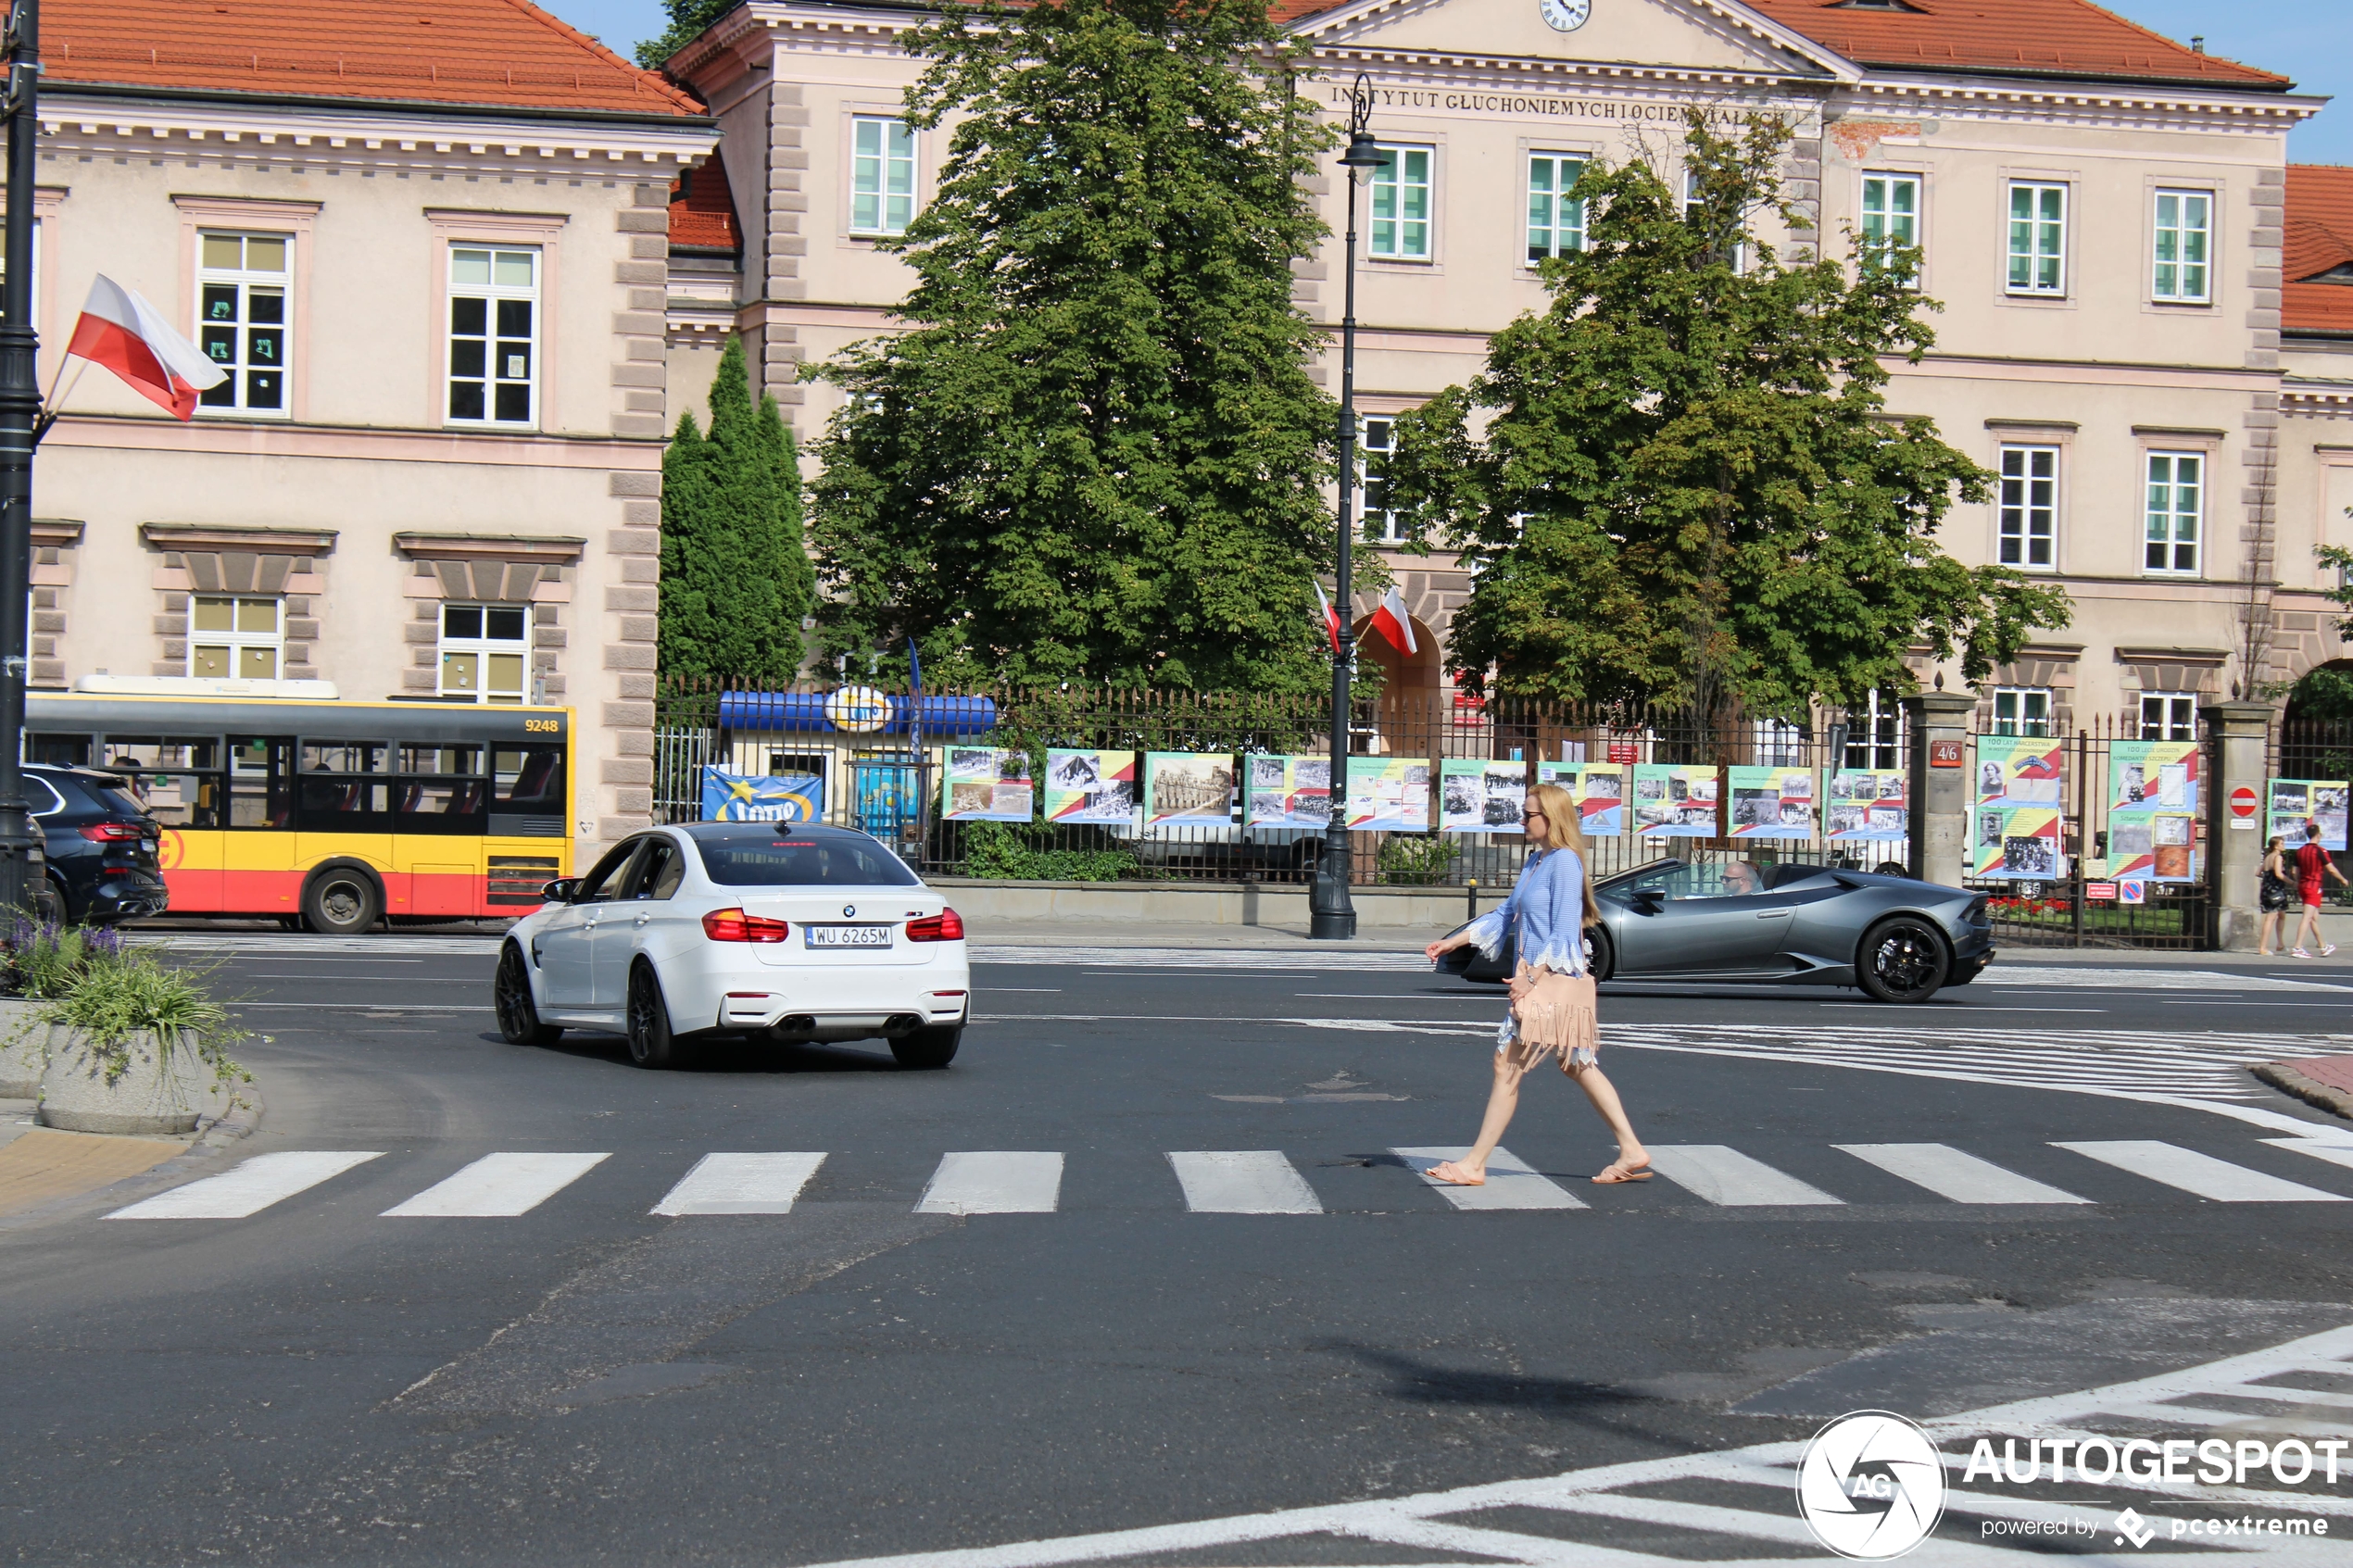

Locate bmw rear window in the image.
[693,832,919,887]
[89,781,152,820]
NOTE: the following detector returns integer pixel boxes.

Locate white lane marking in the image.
[1393,1147,1587,1210]
[1832,1143,2088,1205]
[977,946,1435,971]
[130,935,501,955]
[652,1153,826,1216]
[916,1152,1063,1215]
[381,1152,611,1217]
[1165,1151,1323,1214]
[106,1150,384,1220]
[2053,1140,2350,1203]
[1644,1145,1842,1206]
[1975,965,2353,993]
[2263,1138,2353,1174]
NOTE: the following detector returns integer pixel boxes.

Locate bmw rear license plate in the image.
[805,924,892,948]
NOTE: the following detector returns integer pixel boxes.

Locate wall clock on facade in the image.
[1538,0,1590,31]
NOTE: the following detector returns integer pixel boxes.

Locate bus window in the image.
[100,738,223,829]
[397,745,482,776]
[493,746,565,809]
[228,736,293,829]
[301,742,387,774]
[393,744,486,823]
[28,734,88,767]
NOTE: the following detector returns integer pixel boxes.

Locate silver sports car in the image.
[1439,859,1994,1004]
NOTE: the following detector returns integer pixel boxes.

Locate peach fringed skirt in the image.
[1504,964,1599,1071]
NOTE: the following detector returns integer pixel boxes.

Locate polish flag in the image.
[64,275,227,420]
[1312,580,1342,655]
[1369,585,1417,655]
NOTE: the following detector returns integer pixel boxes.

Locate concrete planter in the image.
[0,997,49,1097]
[38,1028,222,1135]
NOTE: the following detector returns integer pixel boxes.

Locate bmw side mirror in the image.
[542,878,580,903]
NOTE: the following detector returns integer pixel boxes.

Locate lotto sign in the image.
[1437,759,1528,834]
[1536,761,1626,836]
[1726,765,1813,841]
[1971,736,2065,880]
[2108,741,2198,884]
[1631,764,1719,838]
[1042,749,1137,824]
[1345,757,1431,831]
[1827,770,1907,843]
[2267,778,2350,852]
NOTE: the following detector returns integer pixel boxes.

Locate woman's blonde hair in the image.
[1525,782,1604,928]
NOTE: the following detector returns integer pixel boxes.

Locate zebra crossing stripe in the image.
[2052,1140,2350,1203]
[380,1152,611,1217]
[2261,1138,2353,1176]
[1166,1151,1323,1214]
[1833,1143,2089,1205]
[1643,1145,1842,1207]
[916,1152,1063,1215]
[1393,1147,1587,1210]
[106,1150,384,1220]
[652,1153,826,1216]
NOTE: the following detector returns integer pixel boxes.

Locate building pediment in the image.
[1294,0,1853,82]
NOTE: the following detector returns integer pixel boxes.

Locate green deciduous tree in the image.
[1383,109,2071,719]
[659,336,814,684]
[807,0,1350,691]
[635,0,734,68]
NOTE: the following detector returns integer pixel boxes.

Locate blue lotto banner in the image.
[700,768,824,822]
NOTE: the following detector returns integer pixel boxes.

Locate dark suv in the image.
[29,765,168,924]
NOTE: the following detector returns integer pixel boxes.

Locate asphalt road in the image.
[5,936,2353,1565]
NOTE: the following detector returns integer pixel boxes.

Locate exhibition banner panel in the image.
[2108,741,2199,883]
[1143,752,1236,826]
[1971,802,2063,879]
[1346,757,1432,832]
[1043,749,1138,824]
[1727,765,1814,841]
[1826,770,1906,842]
[1631,763,1719,838]
[1244,754,1331,829]
[701,768,824,823]
[1536,761,1625,836]
[1439,759,1528,834]
[1975,735,2065,809]
[941,747,1035,822]
[2268,778,2350,852]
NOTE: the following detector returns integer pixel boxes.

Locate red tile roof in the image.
[36,0,704,117]
[2286,164,2353,334]
[1731,0,2286,90]
[670,157,740,252]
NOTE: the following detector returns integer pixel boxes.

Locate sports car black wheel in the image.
[494,943,561,1046]
[626,961,681,1069]
[1584,925,1616,984]
[1856,917,1948,1004]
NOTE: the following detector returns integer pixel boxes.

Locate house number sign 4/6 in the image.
[1538,0,1590,30]
[1930,740,1965,769]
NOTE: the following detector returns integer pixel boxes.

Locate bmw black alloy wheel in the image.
[494,946,539,1044]
[626,965,678,1069]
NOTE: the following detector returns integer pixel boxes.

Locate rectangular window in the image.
[1682,168,1748,272]
[1369,146,1432,260]
[2006,182,2067,295]
[849,117,916,237]
[1996,445,2057,570]
[2152,189,2211,303]
[189,595,282,681]
[1859,172,1920,280]
[195,232,289,415]
[2139,693,2196,742]
[1526,154,1585,263]
[2145,451,2202,575]
[438,602,530,704]
[447,246,538,427]
[1991,687,2053,738]
[1843,691,1904,771]
[1360,416,1399,544]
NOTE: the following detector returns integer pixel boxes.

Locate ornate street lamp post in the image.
[0,0,41,919]
[1309,76,1385,942]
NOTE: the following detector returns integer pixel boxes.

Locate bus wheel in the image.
[302,866,382,936]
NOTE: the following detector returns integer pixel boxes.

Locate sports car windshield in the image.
[693,831,920,887]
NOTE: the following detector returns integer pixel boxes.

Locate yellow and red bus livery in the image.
[27,694,574,933]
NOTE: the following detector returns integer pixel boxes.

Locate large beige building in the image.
[666,0,2344,746]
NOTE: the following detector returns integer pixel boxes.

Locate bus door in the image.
[296,739,395,885]
[394,744,489,918]
[101,736,226,910]
[225,735,296,913]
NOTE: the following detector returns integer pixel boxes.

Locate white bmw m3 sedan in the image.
[494,822,971,1070]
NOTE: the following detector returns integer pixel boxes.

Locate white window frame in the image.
[2139,692,2196,742]
[1526,153,1585,264]
[1753,719,1806,768]
[1859,171,1920,281]
[446,245,540,430]
[849,117,917,238]
[189,594,283,681]
[1367,144,1433,261]
[1996,444,2058,571]
[195,231,292,418]
[2144,450,2203,576]
[2151,188,2212,304]
[1359,416,1401,544]
[2005,182,2068,296]
[1843,691,1905,771]
[1990,686,2053,738]
[437,601,531,705]
[1682,168,1749,272]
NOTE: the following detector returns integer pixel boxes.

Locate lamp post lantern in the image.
[0,0,41,922]
[1309,75,1385,942]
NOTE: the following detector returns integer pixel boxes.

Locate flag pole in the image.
[0,0,43,921]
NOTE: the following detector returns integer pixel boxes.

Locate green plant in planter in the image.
[46,947,248,1091]
[1378,834,1458,885]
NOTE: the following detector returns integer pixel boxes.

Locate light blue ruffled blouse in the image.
[1460,847,1588,978]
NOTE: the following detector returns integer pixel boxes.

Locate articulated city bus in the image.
[26,695,574,932]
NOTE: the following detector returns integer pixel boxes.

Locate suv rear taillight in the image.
[905,908,964,942]
[702,908,791,943]
[80,822,146,843]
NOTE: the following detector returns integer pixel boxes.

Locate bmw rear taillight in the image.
[80,822,145,843]
[702,908,791,943]
[905,908,964,942]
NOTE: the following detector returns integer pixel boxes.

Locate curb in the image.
[193,1075,265,1150]
[2251,1062,2353,1123]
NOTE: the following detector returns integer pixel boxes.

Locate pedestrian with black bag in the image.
[2259,834,2294,957]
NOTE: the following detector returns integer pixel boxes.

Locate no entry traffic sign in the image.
[2231,785,2259,830]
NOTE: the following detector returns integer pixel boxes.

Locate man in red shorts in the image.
[2290,822,2348,959]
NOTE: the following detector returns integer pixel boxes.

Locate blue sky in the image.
[549,0,2349,164]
